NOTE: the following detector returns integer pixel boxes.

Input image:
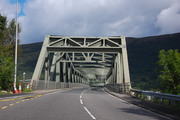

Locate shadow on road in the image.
[118,106,170,120]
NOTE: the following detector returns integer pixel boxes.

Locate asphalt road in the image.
[0,87,171,120]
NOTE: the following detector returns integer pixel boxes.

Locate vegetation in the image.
[22,88,32,93]
[158,49,180,94]
[0,13,21,91]
[127,33,180,91]
[0,45,14,90]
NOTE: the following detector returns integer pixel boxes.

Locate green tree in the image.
[0,14,21,91]
[0,14,21,57]
[158,49,180,94]
[0,44,14,90]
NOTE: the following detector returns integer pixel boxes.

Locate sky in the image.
[0,0,180,44]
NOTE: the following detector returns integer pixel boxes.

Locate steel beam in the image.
[47,46,121,53]
[31,36,49,88]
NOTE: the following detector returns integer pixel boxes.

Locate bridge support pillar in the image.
[77,73,80,83]
[71,68,74,87]
[55,62,60,82]
[113,62,117,84]
[68,64,70,88]
[80,76,82,83]
[76,72,79,83]
[74,71,77,84]
[116,53,123,84]
[66,63,70,88]
[44,55,49,90]
[55,61,61,89]
[121,37,131,92]
[63,62,66,88]
[31,36,49,89]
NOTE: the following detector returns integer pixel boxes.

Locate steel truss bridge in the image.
[31,35,131,92]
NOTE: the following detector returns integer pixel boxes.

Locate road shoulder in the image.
[103,87,180,120]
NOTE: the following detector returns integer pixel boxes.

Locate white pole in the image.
[14,0,18,89]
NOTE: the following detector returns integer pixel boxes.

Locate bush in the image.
[23,89,33,93]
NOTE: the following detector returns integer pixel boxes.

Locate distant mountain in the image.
[18,42,42,80]
[18,33,180,90]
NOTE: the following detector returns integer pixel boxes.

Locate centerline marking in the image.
[9,104,14,106]
[80,99,83,104]
[1,106,8,109]
[0,94,44,102]
[80,89,88,99]
[16,101,20,104]
[0,94,44,110]
[84,107,96,120]
[80,88,96,120]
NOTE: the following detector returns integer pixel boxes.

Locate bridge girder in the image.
[31,36,131,92]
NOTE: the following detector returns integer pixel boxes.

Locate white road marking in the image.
[80,88,96,119]
[84,107,96,120]
[80,89,88,99]
[80,99,83,104]
[102,88,127,102]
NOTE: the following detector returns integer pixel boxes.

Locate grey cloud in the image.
[17,0,180,43]
[156,0,180,34]
[0,0,16,21]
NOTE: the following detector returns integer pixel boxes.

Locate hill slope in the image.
[18,33,180,90]
[127,33,180,89]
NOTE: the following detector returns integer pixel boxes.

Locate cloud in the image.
[1,0,179,44]
[156,0,180,34]
[0,0,16,21]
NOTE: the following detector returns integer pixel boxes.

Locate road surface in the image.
[0,87,170,120]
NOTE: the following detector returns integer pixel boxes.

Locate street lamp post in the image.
[13,0,18,93]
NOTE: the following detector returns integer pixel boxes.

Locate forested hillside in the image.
[127,33,180,90]
[18,33,180,90]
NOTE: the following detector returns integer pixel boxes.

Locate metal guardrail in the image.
[19,79,31,82]
[19,80,86,90]
[130,89,180,107]
[131,89,180,101]
[105,83,131,93]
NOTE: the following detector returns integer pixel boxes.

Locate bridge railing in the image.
[130,89,180,107]
[19,80,86,90]
[105,83,131,93]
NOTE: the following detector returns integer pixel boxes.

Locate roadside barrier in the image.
[19,79,87,90]
[13,84,18,93]
[18,83,22,93]
[26,83,30,89]
[130,89,180,107]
